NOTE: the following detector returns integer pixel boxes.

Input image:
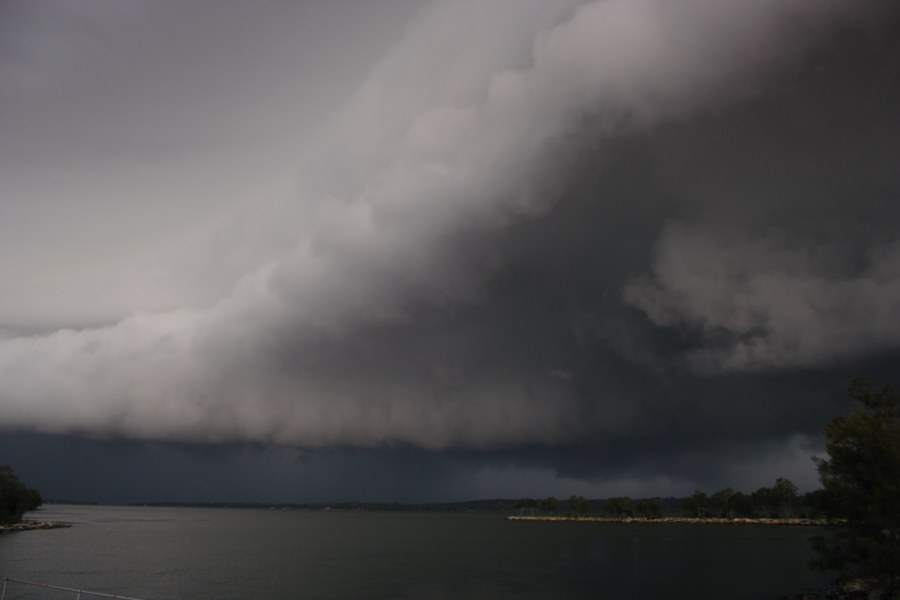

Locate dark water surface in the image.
[1,504,829,599]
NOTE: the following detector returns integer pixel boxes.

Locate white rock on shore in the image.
[0,520,70,533]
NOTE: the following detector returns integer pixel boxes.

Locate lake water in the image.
[1,504,830,600]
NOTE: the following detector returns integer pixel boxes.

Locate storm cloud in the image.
[1,0,900,498]
[625,224,900,372]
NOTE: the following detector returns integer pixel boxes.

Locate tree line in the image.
[681,477,808,519]
[513,494,664,518]
[514,476,807,520]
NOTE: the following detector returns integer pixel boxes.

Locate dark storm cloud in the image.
[622,21,900,373]
[0,428,829,504]
[1,0,900,498]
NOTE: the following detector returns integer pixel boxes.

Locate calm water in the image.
[0,504,830,600]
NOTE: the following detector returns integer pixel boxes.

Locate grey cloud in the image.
[625,225,900,372]
[0,0,421,330]
[0,0,897,456]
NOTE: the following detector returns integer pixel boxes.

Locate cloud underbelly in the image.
[0,0,895,448]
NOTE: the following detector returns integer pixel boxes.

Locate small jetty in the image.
[0,520,70,534]
[507,515,832,526]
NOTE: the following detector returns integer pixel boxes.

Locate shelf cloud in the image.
[1,0,898,475]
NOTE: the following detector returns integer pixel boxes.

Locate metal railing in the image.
[1,577,147,600]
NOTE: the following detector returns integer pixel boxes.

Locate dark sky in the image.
[1,0,899,503]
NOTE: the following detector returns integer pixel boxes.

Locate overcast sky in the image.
[1,0,899,503]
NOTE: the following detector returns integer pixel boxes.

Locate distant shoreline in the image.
[0,520,70,534]
[507,515,832,526]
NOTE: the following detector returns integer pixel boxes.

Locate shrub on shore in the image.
[0,465,43,523]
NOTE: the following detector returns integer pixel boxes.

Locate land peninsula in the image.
[0,465,68,534]
[507,515,831,526]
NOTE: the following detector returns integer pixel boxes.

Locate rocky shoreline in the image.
[0,520,71,534]
[507,515,833,526]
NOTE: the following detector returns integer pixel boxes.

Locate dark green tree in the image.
[812,379,900,594]
[683,490,709,518]
[635,499,662,519]
[600,496,631,517]
[752,479,799,518]
[0,465,43,523]
[752,485,777,518]
[540,496,559,514]
[570,495,591,515]
[730,491,754,518]
[772,477,799,518]
[710,487,738,518]
[802,489,827,519]
[514,498,538,515]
